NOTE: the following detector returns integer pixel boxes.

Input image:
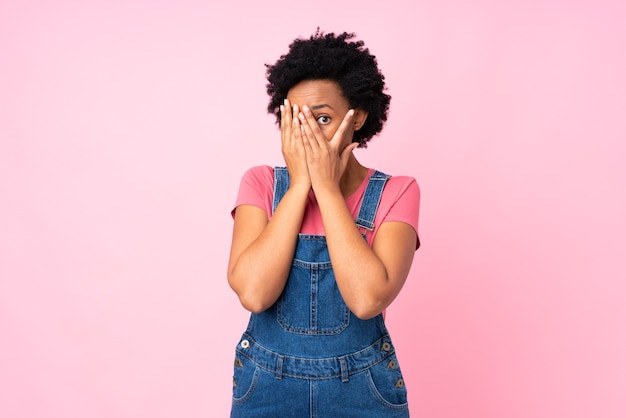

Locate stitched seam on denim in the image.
[310,380,316,418]
[274,351,394,379]
[231,366,260,404]
[236,349,395,380]
[365,368,409,410]
[355,171,389,230]
[236,335,395,379]
[291,259,332,268]
[243,333,390,357]
[272,167,289,215]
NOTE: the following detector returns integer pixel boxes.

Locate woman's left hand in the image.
[298,106,359,193]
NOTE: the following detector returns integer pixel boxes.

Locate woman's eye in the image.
[316,115,331,125]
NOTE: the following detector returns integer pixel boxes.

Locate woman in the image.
[227,30,420,417]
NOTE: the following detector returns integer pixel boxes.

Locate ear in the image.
[352,109,369,131]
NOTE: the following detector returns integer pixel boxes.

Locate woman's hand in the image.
[298,106,359,193]
[281,99,311,189]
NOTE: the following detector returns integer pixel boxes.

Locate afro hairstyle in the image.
[265,30,391,148]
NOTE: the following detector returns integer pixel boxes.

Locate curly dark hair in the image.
[265,30,391,148]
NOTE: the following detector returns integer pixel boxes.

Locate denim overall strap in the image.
[272,167,290,215]
[355,170,390,230]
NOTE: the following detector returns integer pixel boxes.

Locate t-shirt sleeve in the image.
[231,165,274,218]
[374,176,421,249]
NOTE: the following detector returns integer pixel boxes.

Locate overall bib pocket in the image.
[277,259,350,335]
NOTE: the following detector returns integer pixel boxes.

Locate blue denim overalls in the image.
[231,167,409,417]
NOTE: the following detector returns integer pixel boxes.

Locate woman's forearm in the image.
[314,180,417,320]
[228,183,310,313]
[314,185,392,319]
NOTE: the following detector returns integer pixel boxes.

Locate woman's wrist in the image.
[286,180,312,196]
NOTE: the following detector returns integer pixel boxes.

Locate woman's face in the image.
[286,79,365,145]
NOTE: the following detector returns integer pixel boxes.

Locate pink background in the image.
[1,1,625,417]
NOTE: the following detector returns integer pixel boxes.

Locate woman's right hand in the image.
[281,99,311,189]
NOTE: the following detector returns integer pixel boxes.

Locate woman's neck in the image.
[340,156,369,198]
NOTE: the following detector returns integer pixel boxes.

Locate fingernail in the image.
[349,109,355,116]
[284,99,289,105]
[302,105,310,112]
[298,112,305,120]
[280,105,284,112]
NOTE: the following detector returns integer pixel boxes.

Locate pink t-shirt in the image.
[233,165,420,248]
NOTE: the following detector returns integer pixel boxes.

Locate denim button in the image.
[395,378,404,388]
[381,342,391,351]
[240,339,250,349]
[387,360,397,369]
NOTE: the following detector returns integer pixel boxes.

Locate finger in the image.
[298,106,328,155]
[282,99,292,124]
[298,113,318,156]
[280,106,287,145]
[298,112,319,147]
[330,109,355,147]
[292,105,302,143]
[291,103,299,134]
[340,142,359,166]
[300,105,327,146]
[296,114,314,155]
[281,99,292,139]
[289,104,302,144]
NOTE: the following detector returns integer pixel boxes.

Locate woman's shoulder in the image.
[233,165,276,216]
[366,169,421,248]
[240,165,275,187]
[243,164,274,177]
[379,171,420,197]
